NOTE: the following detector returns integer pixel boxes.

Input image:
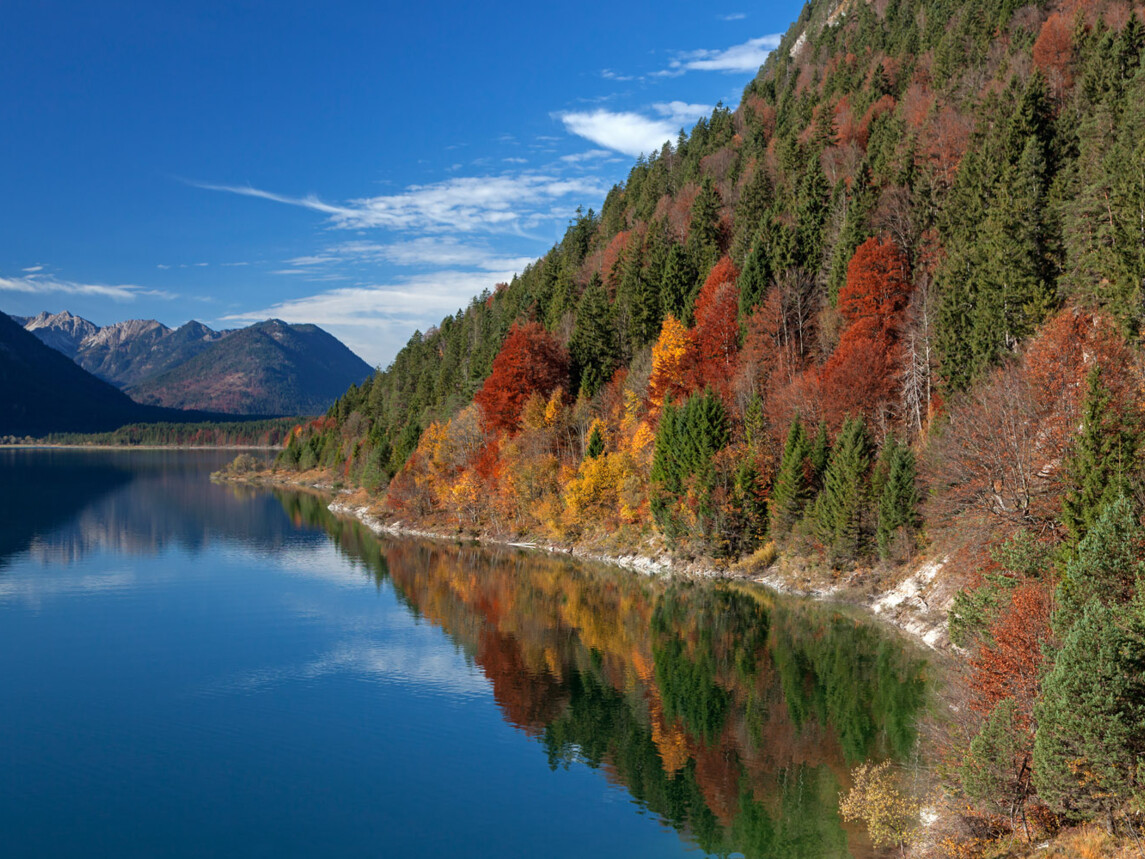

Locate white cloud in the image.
[653,101,714,125]
[720,12,747,21]
[192,173,607,234]
[663,34,783,74]
[0,273,172,301]
[284,239,535,274]
[555,109,679,157]
[21,265,43,273]
[221,269,523,367]
[600,69,635,81]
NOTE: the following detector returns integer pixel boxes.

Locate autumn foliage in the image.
[820,237,912,428]
[475,321,569,433]
[688,257,741,397]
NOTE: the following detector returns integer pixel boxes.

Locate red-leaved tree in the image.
[688,257,741,397]
[475,322,569,434]
[820,237,912,428]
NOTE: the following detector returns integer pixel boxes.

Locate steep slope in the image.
[75,318,223,386]
[0,311,160,435]
[127,319,372,416]
[22,310,100,358]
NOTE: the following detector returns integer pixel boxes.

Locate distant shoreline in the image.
[0,443,281,451]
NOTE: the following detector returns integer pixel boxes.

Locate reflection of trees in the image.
[0,450,133,567]
[3,450,321,569]
[286,495,927,859]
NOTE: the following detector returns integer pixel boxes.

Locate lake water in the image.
[0,449,927,858]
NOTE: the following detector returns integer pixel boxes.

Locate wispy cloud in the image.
[560,148,615,163]
[191,173,607,234]
[0,273,172,301]
[600,69,635,82]
[720,12,747,21]
[657,34,782,76]
[21,265,44,273]
[284,239,534,273]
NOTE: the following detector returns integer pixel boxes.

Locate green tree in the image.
[770,420,811,537]
[1033,598,1145,825]
[687,178,723,285]
[877,441,920,561]
[569,274,619,397]
[1056,495,1145,635]
[959,698,1033,838]
[817,417,872,565]
[661,242,697,321]
[585,423,605,459]
[1061,366,1139,546]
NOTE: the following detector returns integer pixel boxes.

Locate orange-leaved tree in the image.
[475,321,569,434]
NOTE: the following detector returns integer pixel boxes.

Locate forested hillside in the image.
[280,0,1145,849]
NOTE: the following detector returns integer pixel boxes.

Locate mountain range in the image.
[5,310,373,430]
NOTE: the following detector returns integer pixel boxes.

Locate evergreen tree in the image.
[585,423,605,459]
[1056,494,1145,635]
[770,420,811,537]
[732,458,769,554]
[737,235,773,318]
[1033,598,1145,823]
[1061,366,1139,545]
[731,167,773,262]
[959,699,1033,836]
[817,417,873,565]
[808,420,831,491]
[876,441,920,561]
[661,242,697,321]
[569,274,619,397]
[650,391,730,543]
[687,178,723,284]
[626,243,662,349]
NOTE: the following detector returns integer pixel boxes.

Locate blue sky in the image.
[0,1,804,367]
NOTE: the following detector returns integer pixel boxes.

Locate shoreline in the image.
[221,467,953,653]
[3,443,281,451]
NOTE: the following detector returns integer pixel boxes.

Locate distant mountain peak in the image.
[20,310,100,358]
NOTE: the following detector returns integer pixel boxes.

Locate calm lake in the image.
[0,449,927,858]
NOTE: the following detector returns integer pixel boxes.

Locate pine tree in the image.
[687,178,723,284]
[1033,598,1145,823]
[1061,366,1139,545]
[770,420,811,537]
[661,242,696,321]
[569,274,618,397]
[959,698,1033,837]
[877,441,920,561]
[585,423,605,459]
[737,234,773,317]
[732,458,768,554]
[1056,494,1145,635]
[817,416,873,565]
[808,420,831,491]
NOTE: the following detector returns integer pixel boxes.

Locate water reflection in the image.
[283,492,928,859]
[0,451,927,858]
[0,449,312,570]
